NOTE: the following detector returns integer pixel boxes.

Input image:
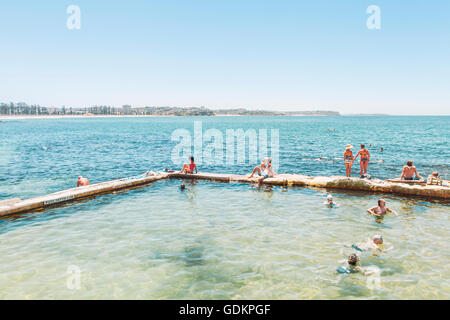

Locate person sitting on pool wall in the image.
[401,160,422,181]
[427,172,443,186]
[77,176,90,187]
[249,158,275,183]
[354,144,370,178]
[180,156,198,174]
[367,199,398,217]
[249,158,268,178]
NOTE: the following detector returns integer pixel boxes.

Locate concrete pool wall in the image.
[0,172,449,217]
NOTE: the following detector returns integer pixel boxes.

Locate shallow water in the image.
[0,116,449,299]
[0,180,448,299]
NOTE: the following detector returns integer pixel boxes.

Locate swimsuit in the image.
[336,266,359,274]
[188,163,195,172]
[358,149,369,163]
[344,153,353,164]
[258,171,269,179]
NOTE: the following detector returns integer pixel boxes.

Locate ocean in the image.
[0,116,448,299]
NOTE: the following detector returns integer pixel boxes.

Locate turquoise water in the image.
[0,116,449,299]
[0,116,448,199]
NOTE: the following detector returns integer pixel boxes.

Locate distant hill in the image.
[213,109,340,116]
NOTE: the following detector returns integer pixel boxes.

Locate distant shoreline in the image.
[0,114,340,120]
[1,114,448,120]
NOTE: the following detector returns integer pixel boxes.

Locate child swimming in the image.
[336,253,362,274]
[350,235,393,254]
[323,194,338,207]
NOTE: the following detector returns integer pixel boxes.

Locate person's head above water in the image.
[432,171,439,177]
[373,235,383,245]
[378,199,386,207]
[406,160,413,167]
[348,253,360,266]
[346,144,353,150]
[360,144,365,149]
[327,194,333,203]
[180,184,186,191]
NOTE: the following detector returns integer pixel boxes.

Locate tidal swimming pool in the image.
[0,179,448,299]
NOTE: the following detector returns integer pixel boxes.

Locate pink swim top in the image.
[189,163,195,171]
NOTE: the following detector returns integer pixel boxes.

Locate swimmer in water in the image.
[180,184,186,191]
[324,194,337,207]
[77,176,90,187]
[367,199,398,217]
[337,253,363,274]
[350,235,393,253]
[347,253,362,273]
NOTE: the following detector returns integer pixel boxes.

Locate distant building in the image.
[122,105,132,115]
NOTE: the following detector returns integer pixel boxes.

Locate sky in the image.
[0,0,449,115]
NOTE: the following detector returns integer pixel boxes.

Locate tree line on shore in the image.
[0,102,340,116]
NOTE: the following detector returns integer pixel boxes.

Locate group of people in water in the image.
[326,194,398,274]
[74,153,440,278]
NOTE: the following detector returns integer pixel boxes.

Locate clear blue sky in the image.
[1,0,449,114]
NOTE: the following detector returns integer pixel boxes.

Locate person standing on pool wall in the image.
[354,144,370,178]
[343,144,354,177]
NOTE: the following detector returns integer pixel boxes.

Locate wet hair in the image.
[180,184,186,191]
[190,156,194,162]
[378,199,385,206]
[360,144,365,148]
[348,253,360,266]
[407,160,413,167]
